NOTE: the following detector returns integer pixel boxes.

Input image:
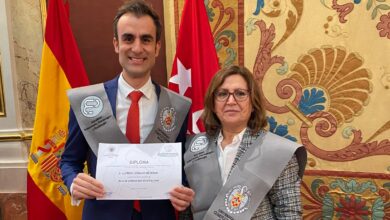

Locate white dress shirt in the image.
[217,128,246,185]
[71,74,158,205]
[116,74,158,143]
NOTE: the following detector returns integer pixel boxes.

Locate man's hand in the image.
[169,186,195,211]
[72,173,105,200]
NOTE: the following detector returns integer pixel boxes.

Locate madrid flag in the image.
[168,0,220,133]
[27,0,89,219]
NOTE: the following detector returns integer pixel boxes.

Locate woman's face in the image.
[213,74,252,132]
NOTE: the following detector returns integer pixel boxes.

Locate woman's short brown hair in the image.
[202,65,267,136]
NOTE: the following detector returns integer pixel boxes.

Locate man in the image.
[60,1,194,219]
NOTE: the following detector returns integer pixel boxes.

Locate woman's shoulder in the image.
[184,132,209,151]
[262,130,302,147]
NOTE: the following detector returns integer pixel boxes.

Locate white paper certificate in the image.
[96,143,181,200]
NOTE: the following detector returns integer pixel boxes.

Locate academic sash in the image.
[67,83,191,156]
[184,130,306,220]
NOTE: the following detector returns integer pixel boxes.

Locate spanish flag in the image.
[27,0,89,219]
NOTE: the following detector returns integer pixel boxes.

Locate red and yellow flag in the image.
[27,0,89,219]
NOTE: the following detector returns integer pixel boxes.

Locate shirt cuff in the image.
[70,182,82,206]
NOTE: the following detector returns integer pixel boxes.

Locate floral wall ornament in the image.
[323,15,348,38]
[323,0,390,39]
[253,0,264,15]
[367,0,390,20]
[253,19,285,81]
[254,44,390,161]
[377,12,390,39]
[273,0,304,51]
[254,0,286,17]
[267,116,297,141]
[367,0,390,39]
[248,1,304,51]
[255,46,374,125]
[302,171,390,219]
[208,0,238,67]
[301,114,390,161]
[380,66,390,89]
[332,0,354,23]
[289,46,372,125]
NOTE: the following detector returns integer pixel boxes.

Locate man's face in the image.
[113,13,161,81]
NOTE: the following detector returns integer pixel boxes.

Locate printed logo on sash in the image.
[160,107,176,132]
[190,135,208,152]
[225,185,251,214]
[81,96,103,118]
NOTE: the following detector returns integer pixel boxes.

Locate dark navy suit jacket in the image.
[60,76,188,220]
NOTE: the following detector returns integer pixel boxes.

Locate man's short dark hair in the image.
[113,0,162,42]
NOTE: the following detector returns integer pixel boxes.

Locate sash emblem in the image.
[160,107,176,132]
[190,135,208,152]
[81,96,103,118]
[225,185,251,214]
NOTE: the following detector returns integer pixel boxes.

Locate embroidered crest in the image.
[190,135,208,152]
[81,96,103,118]
[225,185,251,214]
[160,107,176,132]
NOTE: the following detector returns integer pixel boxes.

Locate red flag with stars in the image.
[168,0,220,134]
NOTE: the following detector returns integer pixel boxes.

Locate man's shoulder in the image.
[159,86,191,104]
[103,75,120,89]
[70,76,119,91]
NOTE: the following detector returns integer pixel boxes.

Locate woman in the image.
[183,65,307,220]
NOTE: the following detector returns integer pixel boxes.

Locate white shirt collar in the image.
[217,127,247,148]
[118,74,154,99]
[216,127,247,185]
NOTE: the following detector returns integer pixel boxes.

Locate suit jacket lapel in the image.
[104,76,119,117]
[104,77,161,118]
[152,80,161,101]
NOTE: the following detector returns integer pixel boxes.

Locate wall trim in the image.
[0,130,32,142]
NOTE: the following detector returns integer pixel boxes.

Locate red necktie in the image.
[126,90,143,212]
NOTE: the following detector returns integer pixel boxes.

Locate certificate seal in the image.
[158,144,179,157]
[108,145,116,153]
[190,135,208,152]
[225,185,251,214]
[160,107,176,132]
[81,96,103,118]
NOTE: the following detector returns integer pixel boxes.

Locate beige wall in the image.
[0,0,42,194]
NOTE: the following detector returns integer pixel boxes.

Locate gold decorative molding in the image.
[0,131,33,142]
[39,0,47,37]
[0,61,5,117]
